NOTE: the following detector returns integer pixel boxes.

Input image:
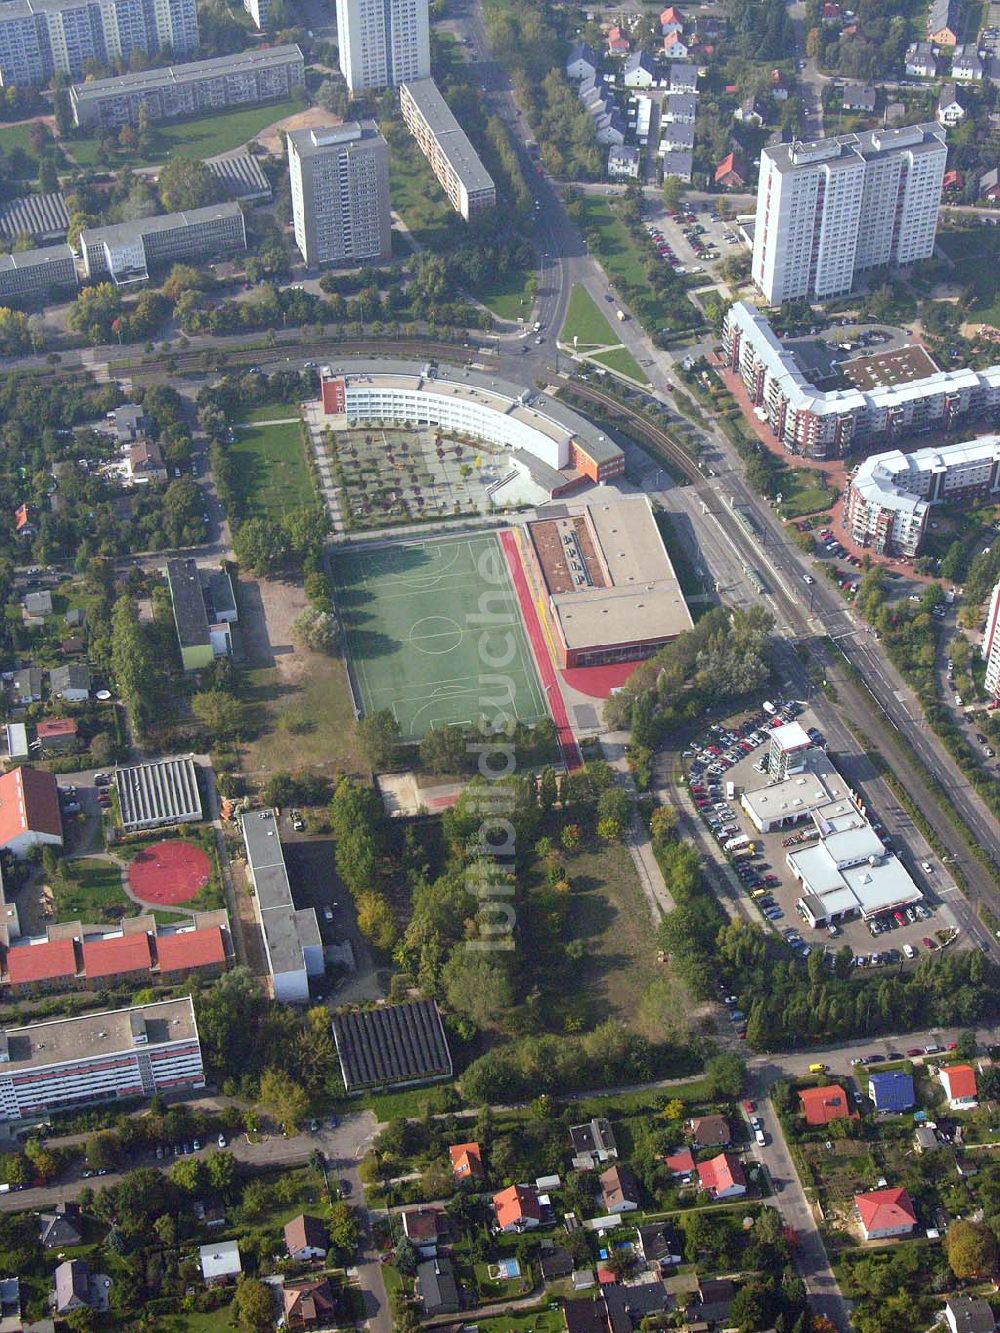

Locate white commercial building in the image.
[400,79,495,219]
[845,435,1000,556]
[287,122,391,267]
[241,809,323,1004]
[721,301,1000,459]
[751,124,947,305]
[336,0,430,94]
[982,580,1000,699]
[0,998,204,1122]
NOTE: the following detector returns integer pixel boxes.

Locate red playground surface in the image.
[562,661,638,699]
[128,840,211,905]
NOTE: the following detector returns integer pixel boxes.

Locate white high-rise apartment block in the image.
[983,581,1000,699]
[287,121,391,267]
[752,124,947,305]
[336,0,430,93]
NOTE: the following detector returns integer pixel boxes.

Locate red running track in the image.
[499,529,582,771]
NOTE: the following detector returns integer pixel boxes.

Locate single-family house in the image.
[799,1084,853,1126]
[284,1214,329,1262]
[944,1296,997,1333]
[842,82,876,110]
[564,1295,610,1333]
[14,503,37,538]
[663,92,697,123]
[914,1124,940,1152]
[659,149,693,180]
[660,6,684,32]
[694,13,725,39]
[697,1152,747,1199]
[12,667,43,703]
[771,68,791,99]
[599,1164,641,1213]
[53,1261,101,1315]
[822,1,842,17]
[49,664,90,701]
[608,145,641,178]
[23,590,52,621]
[669,62,698,92]
[36,718,78,752]
[0,766,62,856]
[943,167,964,190]
[689,1114,731,1148]
[199,1240,242,1286]
[905,41,938,76]
[663,1146,696,1176]
[624,50,657,87]
[60,637,86,656]
[401,1208,442,1258]
[449,1140,485,1182]
[594,110,627,146]
[566,41,600,81]
[539,1245,575,1281]
[855,1186,916,1240]
[127,439,168,484]
[65,607,84,629]
[0,1276,19,1333]
[604,1276,668,1326]
[283,1278,338,1332]
[493,1183,542,1232]
[981,167,1000,198]
[928,0,961,44]
[937,82,968,125]
[570,1117,618,1165]
[636,1222,683,1270]
[715,150,749,188]
[868,1071,915,1112]
[685,1278,737,1328]
[607,25,630,53]
[416,1258,459,1316]
[113,404,149,443]
[952,43,984,78]
[735,95,765,125]
[940,1063,978,1109]
[39,1204,82,1249]
[663,35,688,59]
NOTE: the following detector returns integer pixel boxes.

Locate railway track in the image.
[557,379,704,486]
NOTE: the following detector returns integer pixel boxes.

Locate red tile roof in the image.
[81,933,152,979]
[155,927,226,973]
[0,767,63,847]
[715,152,747,185]
[799,1084,852,1126]
[941,1064,978,1100]
[36,719,78,739]
[664,1148,696,1175]
[6,938,77,985]
[855,1186,915,1233]
[493,1184,541,1228]
[449,1142,484,1180]
[14,503,32,531]
[697,1153,746,1196]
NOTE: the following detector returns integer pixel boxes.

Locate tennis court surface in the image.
[332,534,548,739]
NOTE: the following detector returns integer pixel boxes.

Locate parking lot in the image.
[641,200,740,279]
[686,703,960,973]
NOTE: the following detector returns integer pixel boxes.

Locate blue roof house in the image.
[869,1071,915,1112]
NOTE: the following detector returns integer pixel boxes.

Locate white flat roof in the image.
[770,720,812,752]
[741,752,848,824]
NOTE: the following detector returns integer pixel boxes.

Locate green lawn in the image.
[938,228,1000,328]
[230,417,315,519]
[578,195,652,290]
[241,650,367,778]
[779,467,838,519]
[591,345,648,383]
[479,263,536,320]
[65,97,305,168]
[387,126,459,251]
[52,857,133,924]
[561,284,620,348]
[0,121,40,175]
[236,402,302,424]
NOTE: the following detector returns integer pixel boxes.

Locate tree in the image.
[292,605,339,653]
[64,1309,97,1333]
[170,1155,206,1193]
[258,1066,309,1133]
[356,890,396,950]
[67,283,122,342]
[395,1235,419,1275]
[561,822,581,850]
[944,1219,997,1279]
[192,690,246,741]
[357,709,401,770]
[704,1053,746,1098]
[441,951,513,1029]
[233,516,291,574]
[419,723,469,775]
[85,1131,119,1171]
[158,153,221,212]
[663,175,687,210]
[327,1201,361,1257]
[597,816,623,842]
[232,1276,275,1333]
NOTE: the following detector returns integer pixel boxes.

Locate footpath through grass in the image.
[591,345,648,383]
[53,857,132,923]
[561,284,620,347]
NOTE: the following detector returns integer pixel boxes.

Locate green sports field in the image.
[332,534,547,739]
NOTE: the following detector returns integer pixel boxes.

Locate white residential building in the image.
[400,79,495,219]
[287,121,391,267]
[336,0,430,94]
[751,123,947,304]
[982,580,1000,698]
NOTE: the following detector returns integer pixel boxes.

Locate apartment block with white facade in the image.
[982,580,1000,699]
[287,122,391,267]
[0,0,198,86]
[845,436,1000,556]
[721,301,1000,459]
[0,998,204,1122]
[752,124,947,305]
[399,78,495,219]
[336,0,430,94]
